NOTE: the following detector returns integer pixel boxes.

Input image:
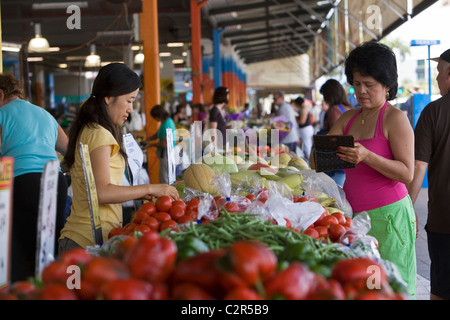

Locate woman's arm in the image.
[297,106,309,126]
[90,145,179,204]
[55,124,69,155]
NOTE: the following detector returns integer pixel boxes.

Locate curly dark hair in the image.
[0,72,24,99]
[345,41,398,101]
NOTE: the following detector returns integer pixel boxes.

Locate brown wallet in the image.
[313,135,355,172]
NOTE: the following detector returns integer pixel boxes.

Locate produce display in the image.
[1,146,411,300]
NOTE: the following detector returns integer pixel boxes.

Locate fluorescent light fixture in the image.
[167,42,184,47]
[2,42,21,52]
[66,56,87,61]
[58,63,68,68]
[84,44,101,67]
[172,59,184,64]
[47,47,60,52]
[28,57,44,62]
[97,30,132,37]
[32,2,88,10]
[182,52,188,57]
[28,23,50,53]
[159,52,172,57]
[131,45,141,51]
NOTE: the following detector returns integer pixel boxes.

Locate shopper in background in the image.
[320,79,353,133]
[172,103,189,127]
[317,79,353,186]
[59,63,178,253]
[273,90,300,153]
[190,103,208,132]
[209,86,229,150]
[146,104,177,184]
[0,72,68,282]
[407,48,450,300]
[313,42,417,297]
[292,96,314,159]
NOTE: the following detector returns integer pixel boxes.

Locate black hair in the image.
[212,86,229,104]
[151,104,170,122]
[293,96,304,106]
[344,41,398,100]
[63,63,142,168]
[319,79,351,107]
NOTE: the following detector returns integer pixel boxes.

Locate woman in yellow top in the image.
[59,63,179,252]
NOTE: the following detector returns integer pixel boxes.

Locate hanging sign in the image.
[0,158,13,292]
[35,160,59,276]
[79,143,103,246]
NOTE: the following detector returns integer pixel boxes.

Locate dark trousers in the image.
[10,172,67,283]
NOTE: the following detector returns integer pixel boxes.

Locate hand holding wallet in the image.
[313,135,355,172]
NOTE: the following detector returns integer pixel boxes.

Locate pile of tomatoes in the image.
[291,195,353,244]
[108,196,201,237]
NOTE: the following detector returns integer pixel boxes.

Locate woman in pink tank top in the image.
[319,42,417,298]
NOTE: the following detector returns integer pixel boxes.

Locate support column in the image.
[140,0,161,184]
[190,0,208,104]
[213,28,225,89]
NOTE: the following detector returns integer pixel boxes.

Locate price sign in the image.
[79,143,103,246]
[123,133,144,186]
[0,157,13,291]
[35,160,59,276]
[166,129,176,185]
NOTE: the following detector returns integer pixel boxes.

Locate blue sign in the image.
[411,40,440,46]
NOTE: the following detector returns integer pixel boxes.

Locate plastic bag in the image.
[339,212,380,259]
[247,180,324,231]
[300,170,353,217]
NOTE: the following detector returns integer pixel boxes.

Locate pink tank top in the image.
[343,101,407,213]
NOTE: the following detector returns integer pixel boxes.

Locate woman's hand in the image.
[336,142,370,165]
[146,184,180,201]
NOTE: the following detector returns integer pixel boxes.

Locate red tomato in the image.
[304,227,320,239]
[315,226,329,239]
[152,212,172,223]
[134,224,152,234]
[294,196,309,203]
[316,215,339,227]
[132,210,149,224]
[284,218,292,229]
[186,198,200,211]
[224,201,240,213]
[331,212,346,225]
[60,247,92,267]
[176,215,194,225]
[172,200,186,210]
[344,217,352,228]
[256,188,269,203]
[41,260,69,284]
[141,216,160,231]
[155,196,173,212]
[160,219,178,232]
[314,211,328,226]
[246,194,256,202]
[83,257,130,287]
[108,227,124,238]
[123,222,138,232]
[329,224,347,242]
[38,283,78,300]
[139,202,157,215]
[184,209,198,221]
[169,204,186,220]
[331,257,388,286]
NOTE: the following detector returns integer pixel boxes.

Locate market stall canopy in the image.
[0,0,438,86]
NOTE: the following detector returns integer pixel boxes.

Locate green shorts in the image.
[355,195,417,298]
